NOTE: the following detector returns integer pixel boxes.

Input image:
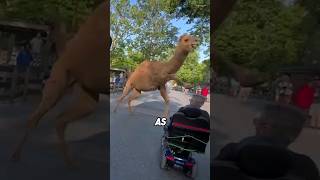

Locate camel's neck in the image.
[166,46,189,74]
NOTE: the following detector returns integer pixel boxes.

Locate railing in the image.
[110,82,124,93]
[0,64,26,102]
[0,64,44,102]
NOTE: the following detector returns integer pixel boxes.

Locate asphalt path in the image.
[0,89,211,180]
[110,90,210,180]
[0,93,109,180]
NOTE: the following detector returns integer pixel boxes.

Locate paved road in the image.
[110,90,210,180]
[0,93,109,180]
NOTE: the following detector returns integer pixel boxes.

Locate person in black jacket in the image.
[215,103,319,180]
[178,94,210,120]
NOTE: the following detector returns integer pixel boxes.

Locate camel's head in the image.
[178,34,198,52]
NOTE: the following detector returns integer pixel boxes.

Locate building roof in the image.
[279,65,320,75]
[110,68,126,72]
[0,20,49,32]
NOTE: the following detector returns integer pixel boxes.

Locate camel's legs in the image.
[159,85,169,118]
[11,68,69,161]
[55,87,98,166]
[113,83,133,112]
[127,88,141,113]
[167,74,177,81]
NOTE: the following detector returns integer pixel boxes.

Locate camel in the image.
[113,34,197,117]
[10,1,110,166]
[223,60,270,87]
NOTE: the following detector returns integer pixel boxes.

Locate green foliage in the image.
[298,0,320,65]
[300,0,320,21]
[0,0,97,30]
[216,0,307,74]
[176,51,207,83]
[161,0,209,47]
[111,0,178,63]
[110,0,208,84]
[132,0,178,60]
[110,0,180,71]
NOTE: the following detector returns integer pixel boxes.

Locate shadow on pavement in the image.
[0,131,108,180]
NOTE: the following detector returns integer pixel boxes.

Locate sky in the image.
[127,0,209,62]
[170,18,209,62]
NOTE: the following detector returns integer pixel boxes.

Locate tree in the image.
[110,0,136,68]
[215,0,306,74]
[161,0,210,46]
[111,0,179,69]
[176,51,205,83]
[129,0,178,60]
[0,0,100,55]
[0,0,97,31]
[110,0,206,84]
[297,0,320,65]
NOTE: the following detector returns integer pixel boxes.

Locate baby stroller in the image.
[160,107,210,178]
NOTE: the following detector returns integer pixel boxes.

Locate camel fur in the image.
[113,34,197,117]
[11,1,110,166]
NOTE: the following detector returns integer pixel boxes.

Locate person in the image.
[177,94,210,121]
[292,79,315,117]
[201,84,209,100]
[16,44,33,73]
[119,72,124,79]
[230,78,239,97]
[314,76,320,99]
[215,103,319,180]
[275,74,293,104]
[238,86,252,102]
[115,75,120,89]
[30,33,43,61]
[196,83,202,95]
[119,73,125,88]
[182,86,186,94]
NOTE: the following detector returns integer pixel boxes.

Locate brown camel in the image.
[222,60,270,87]
[113,34,197,117]
[11,1,110,166]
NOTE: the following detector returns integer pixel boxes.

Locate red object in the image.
[185,162,193,168]
[172,122,210,133]
[201,87,209,97]
[292,84,315,110]
[166,155,174,161]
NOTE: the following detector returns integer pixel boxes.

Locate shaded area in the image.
[0,94,109,180]
[213,94,320,169]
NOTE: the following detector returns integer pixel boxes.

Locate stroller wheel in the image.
[160,151,167,169]
[186,162,197,179]
[191,162,197,179]
[160,137,168,169]
[160,148,168,169]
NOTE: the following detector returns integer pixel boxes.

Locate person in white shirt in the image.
[30,33,43,61]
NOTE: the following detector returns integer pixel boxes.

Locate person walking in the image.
[275,74,293,104]
[30,33,43,61]
[292,79,315,118]
[201,84,209,101]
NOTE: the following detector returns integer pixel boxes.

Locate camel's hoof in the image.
[10,152,21,162]
[162,112,169,119]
